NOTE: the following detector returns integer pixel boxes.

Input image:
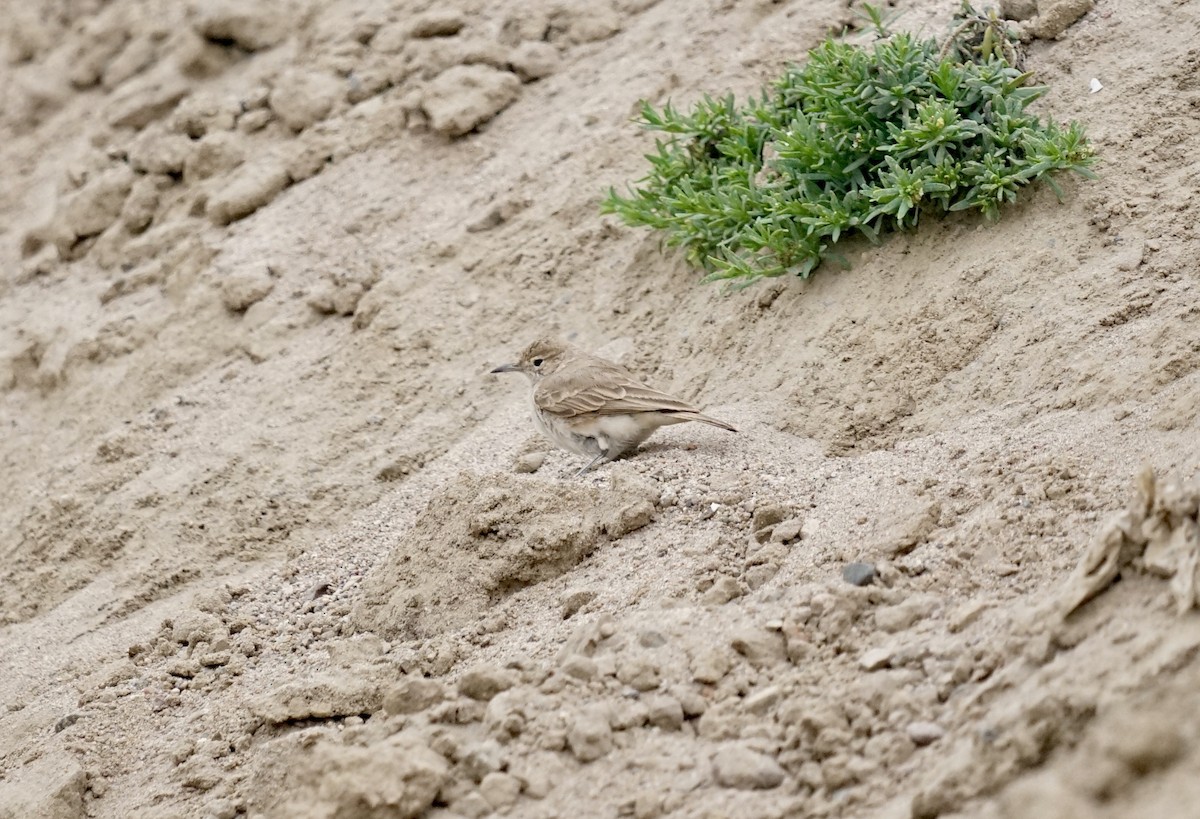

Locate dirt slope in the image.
[2,0,1199,817]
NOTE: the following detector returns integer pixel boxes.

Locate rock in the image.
[615,653,660,691]
[743,685,782,715]
[859,647,894,672]
[604,500,655,537]
[515,451,545,473]
[185,132,246,181]
[842,562,877,587]
[58,166,134,242]
[560,588,597,618]
[771,518,804,543]
[273,736,447,818]
[479,771,521,810]
[269,70,344,131]
[712,745,786,790]
[120,175,163,234]
[172,92,239,137]
[701,575,742,605]
[250,674,383,723]
[509,41,560,81]
[730,628,787,667]
[206,159,290,224]
[459,739,504,782]
[459,665,520,701]
[1000,0,1039,20]
[0,752,87,818]
[948,600,991,633]
[752,504,788,533]
[560,655,598,681]
[1024,0,1094,39]
[193,1,290,51]
[421,65,521,137]
[907,721,946,746]
[383,677,447,715]
[108,77,190,130]
[128,126,193,174]
[567,706,613,762]
[171,608,226,645]
[410,10,467,37]
[645,695,684,731]
[219,264,275,312]
[690,646,732,684]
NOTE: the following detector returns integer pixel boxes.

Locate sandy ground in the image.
[2,0,1200,817]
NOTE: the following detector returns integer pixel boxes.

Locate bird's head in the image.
[490,337,573,383]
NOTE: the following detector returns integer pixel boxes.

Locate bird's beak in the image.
[490,363,518,374]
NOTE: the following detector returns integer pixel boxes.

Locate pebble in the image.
[567,706,614,762]
[907,721,946,746]
[514,451,545,473]
[560,655,598,682]
[842,562,877,586]
[859,647,895,672]
[712,745,787,790]
[730,628,787,667]
[458,665,519,701]
[479,771,521,810]
[645,695,684,731]
[616,654,661,691]
[383,677,446,715]
[771,518,804,543]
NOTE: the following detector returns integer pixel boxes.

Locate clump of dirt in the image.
[353,472,656,640]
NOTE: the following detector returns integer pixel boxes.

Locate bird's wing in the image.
[535,363,699,417]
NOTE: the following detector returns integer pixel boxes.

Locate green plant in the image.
[602,3,1097,285]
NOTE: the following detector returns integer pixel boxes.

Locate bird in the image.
[490,336,737,475]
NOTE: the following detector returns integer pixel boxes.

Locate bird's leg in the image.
[576,452,607,476]
[575,436,611,477]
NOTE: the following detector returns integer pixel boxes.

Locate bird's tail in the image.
[665,410,737,433]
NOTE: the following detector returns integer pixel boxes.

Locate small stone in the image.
[771,518,803,543]
[560,655,598,682]
[842,562,877,586]
[568,706,613,762]
[479,771,521,810]
[859,647,894,671]
[269,70,344,131]
[690,647,732,685]
[730,628,787,667]
[560,588,596,618]
[421,65,521,137]
[206,159,289,225]
[206,798,238,819]
[220,264,275,312]
[948,600,991,633]
[907,721,946,746]
[712,745,786,790]
[701,575,742,605]
[752,504,787,532]
[515,451,545,473]
[194,2,289,51]
[743,685,781,715]
[459,665,519,701]
[459,739,504,782]
[616,654,660,692]
[645,695,684,731]
[509,41,560,81]
[875,601,922,632]
[409,10,466,37]
[453,791,492,819]
[671,686,708,719]
[383,677,446,715]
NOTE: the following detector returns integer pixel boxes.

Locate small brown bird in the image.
[491,337,737,475]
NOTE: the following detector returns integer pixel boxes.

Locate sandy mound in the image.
[352,472,656,640]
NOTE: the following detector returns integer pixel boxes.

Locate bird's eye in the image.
[532,358,544,367]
